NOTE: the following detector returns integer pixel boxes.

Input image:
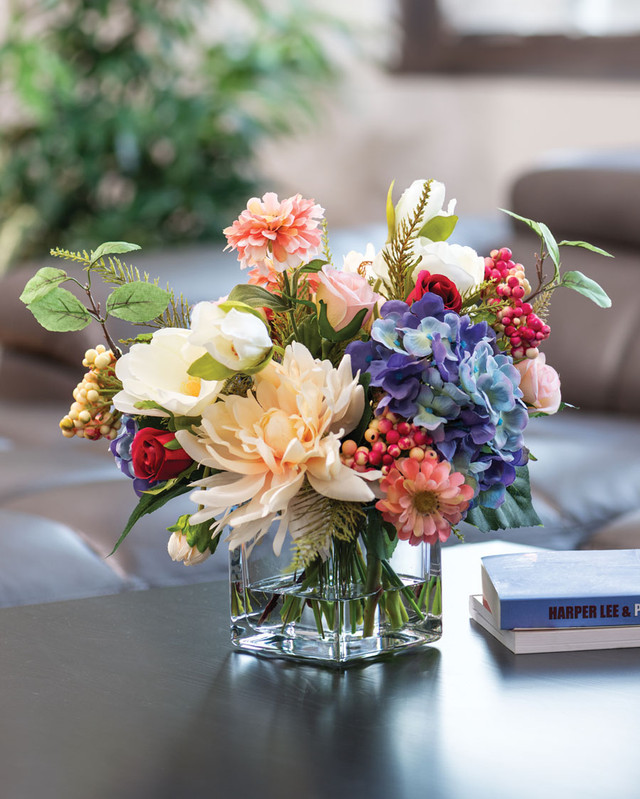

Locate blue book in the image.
[481,549,640,630]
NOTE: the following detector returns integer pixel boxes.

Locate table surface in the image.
[1,540,639,799]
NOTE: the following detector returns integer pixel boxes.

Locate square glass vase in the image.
[229,531,442,667]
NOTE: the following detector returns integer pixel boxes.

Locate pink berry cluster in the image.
[59,346,122,441]
[341,410,438,476]
[484,247,550,360]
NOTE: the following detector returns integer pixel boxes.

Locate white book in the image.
[469,595,640,654]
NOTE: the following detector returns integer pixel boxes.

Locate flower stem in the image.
[363,555,383,637]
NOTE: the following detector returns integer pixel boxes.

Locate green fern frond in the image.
[91,255,149,286]
[91,255,191,329]
[49,247,92,266]
[321,219,333,266]
[288,482,366,569]
[383,180,433,300]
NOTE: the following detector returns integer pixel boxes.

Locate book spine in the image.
[499,595,640,629]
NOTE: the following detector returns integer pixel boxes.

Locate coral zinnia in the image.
[376,457,474,545]
[223,192,324,271]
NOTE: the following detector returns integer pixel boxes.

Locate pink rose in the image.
[315,266,379,331]
[515,353,562,415]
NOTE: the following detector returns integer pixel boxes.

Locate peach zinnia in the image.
[376,457,474,545]
[223,192,324,271]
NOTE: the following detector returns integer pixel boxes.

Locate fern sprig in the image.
[49,247,92,266]
[92,255,192,329]
[321,219,333,266]
[288,482,366,569]
[382,179,433,301]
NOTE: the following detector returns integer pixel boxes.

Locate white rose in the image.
[113,328,223,417]
[168,532,211,565]
[188,301,272,372]
[394,179,456,235]
[411,239,485,294]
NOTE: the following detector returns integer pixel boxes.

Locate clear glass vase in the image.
[229,527,442,667]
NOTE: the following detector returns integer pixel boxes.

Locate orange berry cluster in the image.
[59,346,123,441]
[341,409,438,476]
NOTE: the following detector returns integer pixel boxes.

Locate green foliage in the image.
[417,214,458,242]
[27,286,92,331]
[0,0,343,270]
[105,282,170,323]
[19,267,68,304]
[465,467,543,532]
[503,209,612,308]
[109,478,197,555]
[167,514,221,555]
[559,270,612,308]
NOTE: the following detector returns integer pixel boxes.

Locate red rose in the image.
[406,270,462,313]
[131,428,193,482]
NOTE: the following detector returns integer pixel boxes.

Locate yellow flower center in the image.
[180,377,201,397]
[413,490,438,516]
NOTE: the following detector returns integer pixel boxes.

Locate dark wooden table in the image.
[1,541,638,799]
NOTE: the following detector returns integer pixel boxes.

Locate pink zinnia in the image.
[376,457,474,545]
[224,192,324,271]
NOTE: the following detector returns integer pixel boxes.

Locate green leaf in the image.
[464,467,542,532]
[417,214,458,242]
[90,241,141,265]
[106,282,170,323]
[297,259,328,274]
[386,179,396,242]
[317,302,369,343]
[537,221,560,271]
[20,267,68,304]
[296,314,322,358]
[109,479,194,556]
[227,283,289,312]
[163,438,183,450]
[187,353,235,381]
[560,270,612,308]
[188,347,274,380]
[559,240,614,258]
[26,287,91,331]
[500,208,542,237]
[134,400,169,413]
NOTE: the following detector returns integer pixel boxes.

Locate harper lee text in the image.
[548,603,640,620]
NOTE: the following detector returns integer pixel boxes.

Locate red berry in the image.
[386,429,400,445]
[499,247,512,260]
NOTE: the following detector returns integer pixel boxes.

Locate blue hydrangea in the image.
[345,290,530,511]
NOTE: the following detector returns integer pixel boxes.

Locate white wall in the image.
[256,3,640,227]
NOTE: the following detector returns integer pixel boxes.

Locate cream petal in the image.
[307,465,375,503]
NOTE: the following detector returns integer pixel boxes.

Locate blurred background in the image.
[1,0,640,273]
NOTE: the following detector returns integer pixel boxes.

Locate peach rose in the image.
[315,266,379,331]
[515,353,561,415]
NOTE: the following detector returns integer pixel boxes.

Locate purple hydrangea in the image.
[345,290,529,510]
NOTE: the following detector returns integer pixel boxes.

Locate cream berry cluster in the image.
[59,345,122,440]
[341,409,438,476]
[484,247,550,360]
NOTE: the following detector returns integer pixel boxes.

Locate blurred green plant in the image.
[0,0,344,271]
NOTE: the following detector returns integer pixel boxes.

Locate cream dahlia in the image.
[376,457,474,545]
[223,192,324,271]
[175,343,377,551]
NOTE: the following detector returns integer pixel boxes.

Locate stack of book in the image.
[469,549,640,654]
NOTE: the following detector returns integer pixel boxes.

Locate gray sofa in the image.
[1,156,639,607]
